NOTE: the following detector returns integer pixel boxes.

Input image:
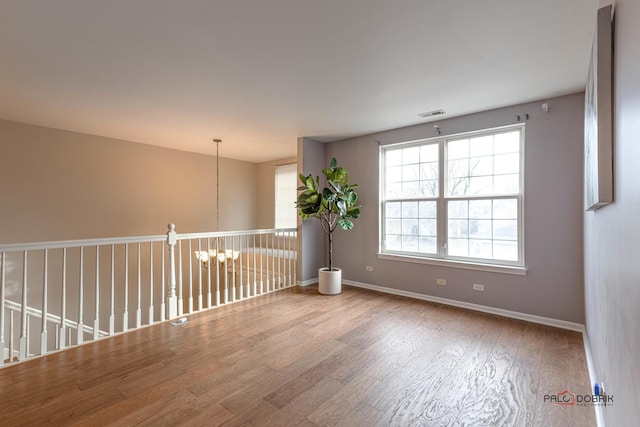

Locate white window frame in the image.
[274,163,298,229]
[379,124,526,275]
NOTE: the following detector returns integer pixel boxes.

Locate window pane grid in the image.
[446,198,519,262]
[446,130,521,197]
[381,125,523,267]
[385,142,439,200]
[384,200,437,255]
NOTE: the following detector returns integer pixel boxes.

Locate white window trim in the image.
[378,123,526,273]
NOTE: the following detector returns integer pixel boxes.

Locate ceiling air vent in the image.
[418,109,446,118]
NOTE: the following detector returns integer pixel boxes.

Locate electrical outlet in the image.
[473,283,484,291]
[436,278,446,286]
[365,265,373,272]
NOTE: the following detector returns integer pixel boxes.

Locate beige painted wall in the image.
[256,156,297,229]
[0,119,258,244]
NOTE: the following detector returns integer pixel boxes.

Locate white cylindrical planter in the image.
[318,268,342,295]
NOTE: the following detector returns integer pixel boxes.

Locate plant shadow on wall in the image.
[296,158,361,295]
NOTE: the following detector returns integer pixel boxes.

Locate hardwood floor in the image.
[0,286,595,426]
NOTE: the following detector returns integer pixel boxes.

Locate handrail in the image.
[176,228,297,240]
[0,235,166,253]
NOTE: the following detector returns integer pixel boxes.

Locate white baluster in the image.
[238,235,243,298]
[9,309,15,362]
[77,247,84,345]
[136,243,141,328]
[26,314,30,357]
[123,244,129,331]
[272,234,276,290]
[188,239,193,313]
[287,232,291,287]
[206,238,212,308]
[59,248,67,350]
[109,245,115,335]
[166,224,178,320]
[19,251,28,360]
[264,234,274,292]
[223,237,228,304]
[177,239,183,315]
[288,231,293,287]
[260,234,264,295]
[215,237,220,306]
[161,242,167,320]
[270,234,274,291]
[93,246,100,340]
[231,236,236,302]
[277,232,282,289]
[0,252,5,365]
[252,235,257,297]
[197,239,203,311]
[240,235,251,298]
[41,249,48,354]
[171,240,177,318]
[149,242,154,325]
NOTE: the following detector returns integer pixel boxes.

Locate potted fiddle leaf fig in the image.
[296,157,361,294]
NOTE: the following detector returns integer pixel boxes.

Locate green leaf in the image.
[305,175,316,191]
[330,157,337,169]
[346,191,357,205]
[328,180,342,194]
[301,207,317,215]
[337,218,353,230]
[327,168,347,183]
[346,207,361,218]
[322,188,335,202]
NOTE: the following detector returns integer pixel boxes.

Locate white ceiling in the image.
[0,0,597,163]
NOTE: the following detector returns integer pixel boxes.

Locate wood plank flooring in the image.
[0,286,595,426]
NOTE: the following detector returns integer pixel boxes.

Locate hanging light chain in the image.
[213,139,222,231]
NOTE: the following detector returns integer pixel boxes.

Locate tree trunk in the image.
[328,230,333,271]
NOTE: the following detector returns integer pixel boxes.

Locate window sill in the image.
[377,253,527,276]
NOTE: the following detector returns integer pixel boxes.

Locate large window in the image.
[381,125,524,268]
[275,163,298,228]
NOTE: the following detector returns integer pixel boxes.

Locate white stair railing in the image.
[175,228,297,317]
[0,224,297,367]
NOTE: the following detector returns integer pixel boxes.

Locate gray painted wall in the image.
[584,1,640,424]
[0,119,259,244]
[297,137,326,283]
[325,93,585,323]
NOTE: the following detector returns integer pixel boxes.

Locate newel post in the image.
[166,224,178,320]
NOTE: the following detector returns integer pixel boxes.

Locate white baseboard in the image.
[582,331,605,427]
[297,277,318,287]
[343,279,585,332]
